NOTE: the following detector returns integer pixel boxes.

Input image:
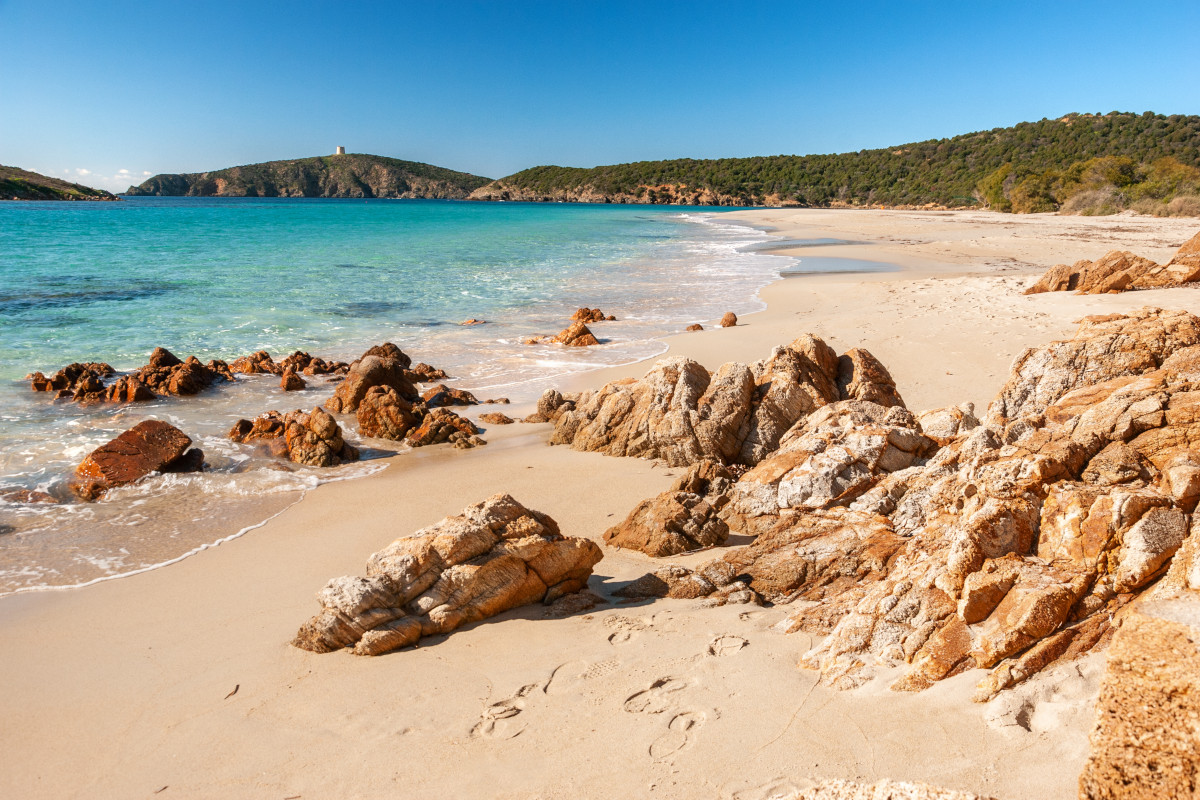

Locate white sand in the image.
[3,209,1198,799]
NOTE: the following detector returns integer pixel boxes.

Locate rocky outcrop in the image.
[985,307,1200,428]
[572,307,616,323]
[229,407,358,467]
[136,347,234,397]
[292,494,603,655]
[326,351,418,414]
[607,308,1200,700]
[550,337,900,468]
[725,401,937,534]
[1024,231,1200,295]
[70,420,203,500]
[27,362,115,401]
[720,312,737,327]
[604,461,735,556]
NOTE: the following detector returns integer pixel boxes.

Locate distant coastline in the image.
[0,165,117,201]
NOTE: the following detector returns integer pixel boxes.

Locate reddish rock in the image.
[359,343,411,369]
[0,488,59,504]
[136,348,234,397]
[686,324,704,332]
[103,375,156,403]
[571,307,616,323]
[70,420,203,501]
[356,386,418,440]
[326,354,417,413]
[405,407,480,447]
[551,321,600,347]
[284,407,359,467]
[406,362,449,383]
[460,318,486,325]
[280,368,306,392]
[228,411,287,443]
[229,350,278,375]
[522,388,577,423]
[720,312,737,327]
[420,383,478,407]
[479,412,515,425]
[604,461,734,556]
[28,362,115,401]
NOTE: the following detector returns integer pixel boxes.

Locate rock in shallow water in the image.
[292,494,603,655]
[70,420,203,501]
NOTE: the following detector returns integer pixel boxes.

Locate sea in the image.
[0,198,801,595]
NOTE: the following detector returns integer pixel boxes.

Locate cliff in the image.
[125,154,491,199]
[0,166,118,201]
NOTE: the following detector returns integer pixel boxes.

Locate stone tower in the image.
[335,146,346,155]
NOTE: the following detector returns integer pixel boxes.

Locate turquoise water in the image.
[0,198,796,593]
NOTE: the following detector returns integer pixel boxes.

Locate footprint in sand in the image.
[648,711,706,760]
[544,660,589,696]
[471,682,540,740]
[605,614,652,645]
[707,635,748,657]
[624,677,689,714]
[729,778,804,800]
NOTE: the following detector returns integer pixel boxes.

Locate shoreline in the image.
[4,209,1200,798]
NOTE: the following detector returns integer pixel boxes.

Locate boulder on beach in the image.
[292,494,603,656]
[479,412,515,425]
[405,407,481,448]
[280,368,306,391]
[70,420,204,501]
[1024,230,1200,295]
[356,386,418,441]
[406,362,450,383]
[686,323,704,332]
[720,312,737,327]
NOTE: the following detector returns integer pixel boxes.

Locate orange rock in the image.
[70,420,202,501]
[719,312,737,327]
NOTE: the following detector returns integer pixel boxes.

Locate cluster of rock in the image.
[1025,230,1200,295]
[549,335,902,467]
[555,308,1200,709]
[293,494,603,655]
[26,346,235,405]
[230,343,488,462]
[228,349,348,377]
[572,307,616,323]
[69,420,205,500]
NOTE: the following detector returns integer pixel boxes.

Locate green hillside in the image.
[126,154,491,199]
[470,112,1200,214]
[0,165,117,201]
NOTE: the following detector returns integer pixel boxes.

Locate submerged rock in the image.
[292,494,603,655]
[70,420,203,500]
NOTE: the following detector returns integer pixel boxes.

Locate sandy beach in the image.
[4,208,1200,800]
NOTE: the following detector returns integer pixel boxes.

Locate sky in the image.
[2,0,1199,192]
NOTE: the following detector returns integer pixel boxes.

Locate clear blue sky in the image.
[2,0,1198,192]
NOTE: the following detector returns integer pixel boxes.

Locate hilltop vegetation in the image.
[126,154,491,199]
[0,165,117,201]
[471,112,1200,214]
